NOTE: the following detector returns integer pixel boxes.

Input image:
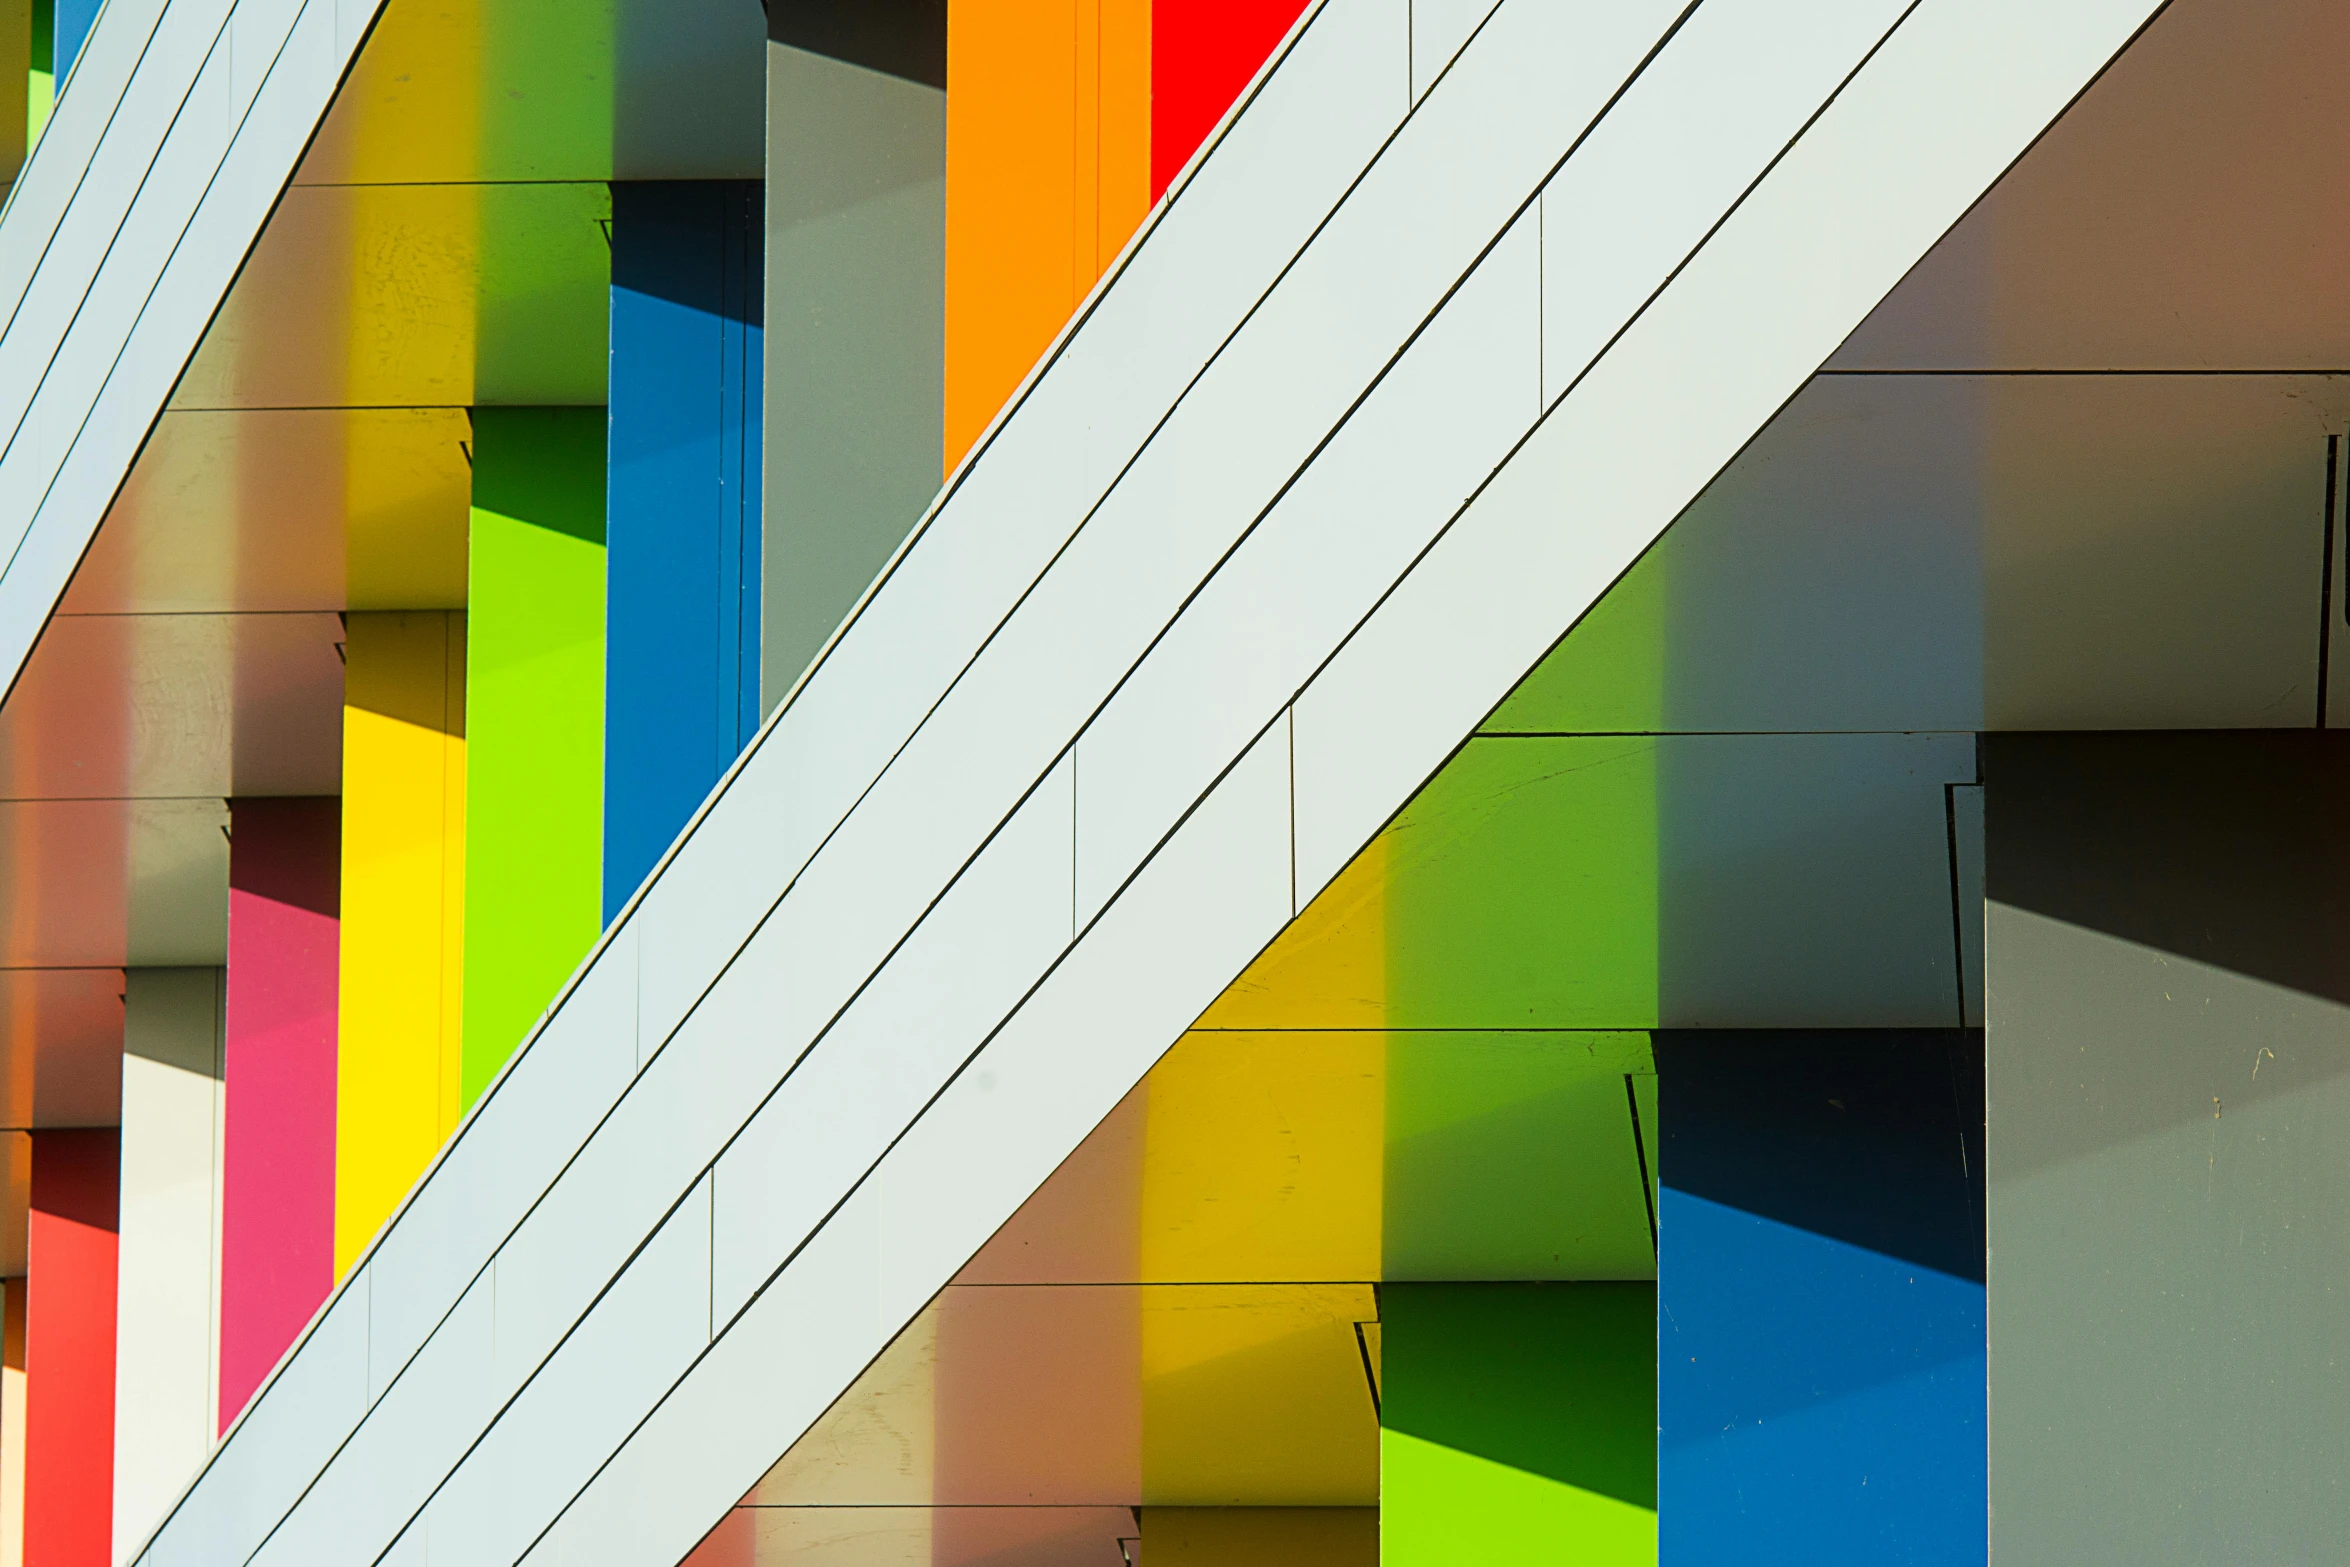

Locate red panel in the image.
[220,797,340,1429]
[1151,0,1315,199]
[25,1130,117,1567]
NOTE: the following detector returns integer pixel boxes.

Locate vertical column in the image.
[941,0,1147,473]
[339,615,465,1276]
[48,0,83,85]
[605,181,763,921]
[24,1130,116,1567]
[1985,732,2350,1561]
[112,970,226,1555]
[24,0,46,148]
[1379,1284,1655,1566]
[221,798,339,1423]
[462,408,606,1104]
[1150,0,1311,197]
[762,0,946,701]
[1654,1031,1985,1563]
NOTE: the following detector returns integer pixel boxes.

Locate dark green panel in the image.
[1381,1282,1657,1512]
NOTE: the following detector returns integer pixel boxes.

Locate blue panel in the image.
[604,180,763,924]
[54,0,95,82]
[1656,1031,1985,1566]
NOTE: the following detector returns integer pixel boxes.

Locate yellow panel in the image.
[1141,1283,1379,1505]
[336,611,466,1275]
[297,0,482,185]
[1140,1507,1378,1566]
[345,408,474,610]
[1140,1031,1382,1283]
[1197,837,1385,1029]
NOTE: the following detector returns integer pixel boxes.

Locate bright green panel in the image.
[1384,738,1658,1029]
[462,406,607,1106]
[1483,541,1665,735]
[1380,1283,1656,1566]
[1382,1432,1655,1566]
[475,182,614,406]
[1383,1033,1655,1281]
[480,0,615,182]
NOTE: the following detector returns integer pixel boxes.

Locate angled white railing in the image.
[137,0,2163,1561]
[0,0,380,704]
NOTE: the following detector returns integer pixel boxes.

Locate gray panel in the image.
[762,41,946,708]
[1987,732,2350,1565]
[1657,731,1975,1028]
[1495,373,2345,735]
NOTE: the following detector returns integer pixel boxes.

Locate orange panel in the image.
[943,0,1154,475]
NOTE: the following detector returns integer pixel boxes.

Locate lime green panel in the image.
[1484,540,1666,735]
[1381,1433,1656,1566]
[1380,1283,1656,1565]
[461,406,607,1105]
[1383,1033,1655,1282]
[1384,738,1658,1029]
[475,182,614,406]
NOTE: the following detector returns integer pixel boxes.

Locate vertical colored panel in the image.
[762,10,945,701]
[24,0,48,152]
[338,613,466,1276]
[222,798,339,1423]
[1150,0,1312,199]
[1655,1031,1985,1566]
[605,181,763,923]
[942,0,1151,472]
[1379,1283,1656,1567]
[46,0,83,88]
[113,969,225,1548]
[24,1130,116,1567]
[463,407,606,1105]
[0,0,28,186]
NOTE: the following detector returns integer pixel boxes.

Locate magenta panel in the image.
[220,797,339,1430]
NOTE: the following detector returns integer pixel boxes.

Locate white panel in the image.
[415,1176,713,1567]
[1539,0,1914,407]
[134,1280,367,1567]
[1295,0,2163,905]
[1074,209,1538,924]
[1411,0,1497,101]
[247,1271,495,1567]
[364,921,638,1402]
[711,756,1074,1326]
[631,0,1411,1050]
[525,720,1294,1567]
[113,971,224,1565]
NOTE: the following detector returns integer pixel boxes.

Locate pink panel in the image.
[219,797,339,1430]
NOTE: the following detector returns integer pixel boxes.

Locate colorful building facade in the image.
[0,0,2332,1562]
